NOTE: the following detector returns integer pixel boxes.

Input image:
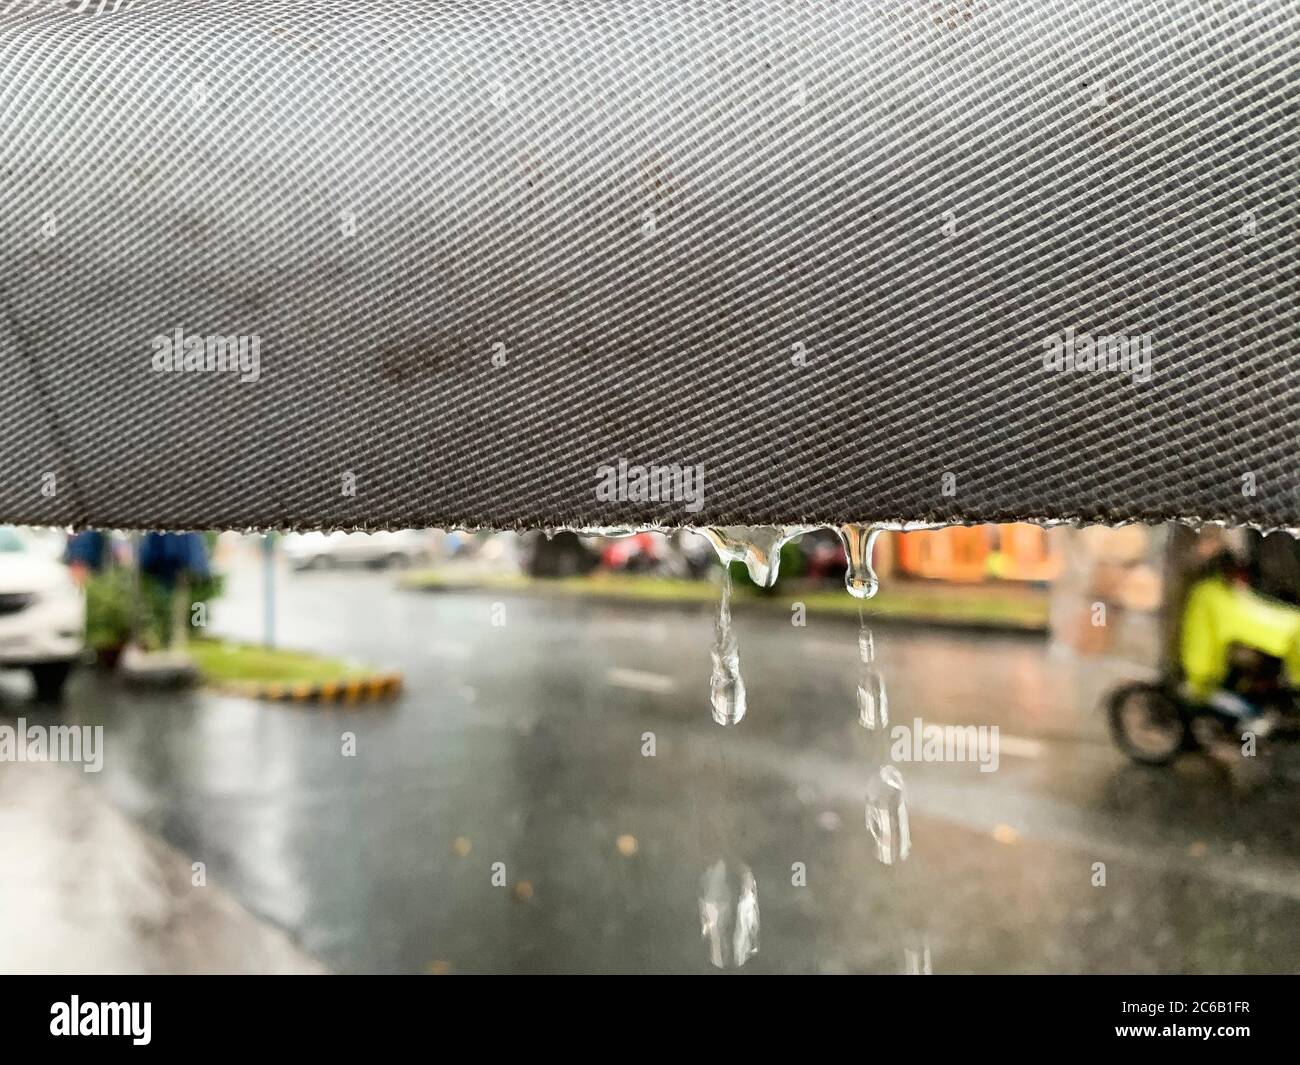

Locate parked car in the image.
[283,530,433,571]
[524,531,599,578]
[596,531,667,574]
[0,526,84,701]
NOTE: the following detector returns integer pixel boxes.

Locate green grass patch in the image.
[190,639,369,685]
[401,570,1048,631]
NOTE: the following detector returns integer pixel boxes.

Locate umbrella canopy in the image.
[0,0,1294,531]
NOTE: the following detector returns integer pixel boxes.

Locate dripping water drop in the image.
[838,523,881,599]
[698,859,760,969]
[698,525,807,588]
[709,566,746,726]
[904,934,933,975]
[855,606,888,730]
[865,764,911,865]
[857,668,889,731]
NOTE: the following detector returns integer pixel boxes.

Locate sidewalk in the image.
[0,759,324,975]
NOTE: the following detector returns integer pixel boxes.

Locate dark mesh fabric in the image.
[0,0,1295,531]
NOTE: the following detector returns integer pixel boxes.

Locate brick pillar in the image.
[1048,525,1167,669]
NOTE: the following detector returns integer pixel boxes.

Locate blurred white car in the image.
[283,530,433,571]
[0,527,84,700]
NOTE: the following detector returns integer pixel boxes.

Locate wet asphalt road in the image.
[23,559,1300,973]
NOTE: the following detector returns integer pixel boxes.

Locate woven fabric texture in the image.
[0,0,1295,531]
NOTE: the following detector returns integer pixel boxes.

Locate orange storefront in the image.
[892,524,1062,584]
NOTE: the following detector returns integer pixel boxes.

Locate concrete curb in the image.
[212,672,403,705]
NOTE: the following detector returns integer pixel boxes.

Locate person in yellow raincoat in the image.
[1180,552,1300,731]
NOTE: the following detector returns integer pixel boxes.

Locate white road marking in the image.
[429,639,472,660]
[606,667,676,694]
[996,734,1045,760]
[804,639,855,660]
[598,619,671,644]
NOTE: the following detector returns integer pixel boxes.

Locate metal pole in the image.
[129,531,143,648]
[262,533,276,649]
[171,573,189,652]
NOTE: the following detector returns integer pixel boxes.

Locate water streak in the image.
[865,765,911,865]
[698,859,760,969]
[904,935,932,975]
[855,610,889,731]
[709,567,747,726]
[857,668,889,732]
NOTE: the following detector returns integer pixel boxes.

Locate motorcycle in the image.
[1108,556,1300,766]
[1108,649,1300,766]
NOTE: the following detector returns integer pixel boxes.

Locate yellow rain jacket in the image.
[1181,577,1300,699]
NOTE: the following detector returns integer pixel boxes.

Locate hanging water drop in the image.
[865,765,910,864]
[838,523,880,599]
[698,859,760,969]
[697,525,806,588]
[709,567,747,726]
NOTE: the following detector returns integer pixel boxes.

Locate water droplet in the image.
[855,611,887,729]
[838,523,881,599]
[903,934,932,974]
[697,525,806,588]
[709,568,747,726]
[865,765,910,864]
[857,669,889,731]
[857,625,875,664]
[698,859,760,969]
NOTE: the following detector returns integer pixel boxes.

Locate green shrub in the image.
[85,566,226,651]
[84,567,135,651]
